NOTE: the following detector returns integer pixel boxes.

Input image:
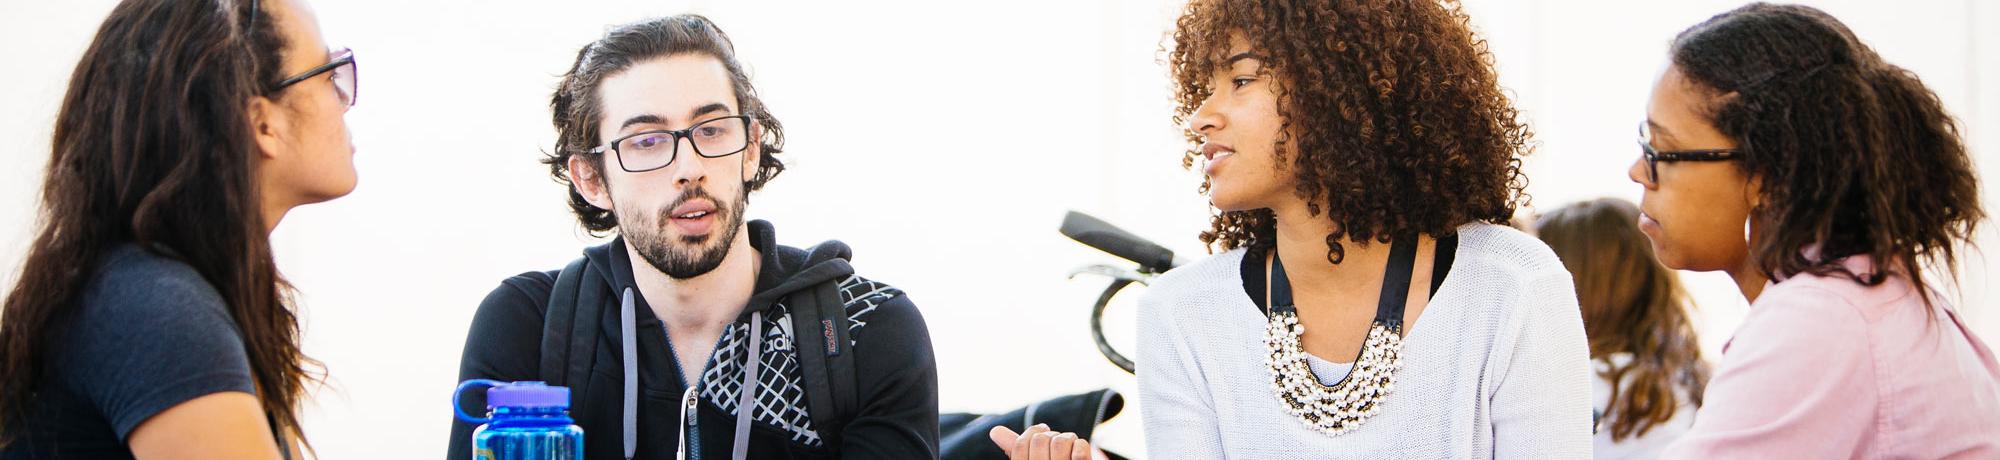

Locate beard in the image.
[621,186,748,280]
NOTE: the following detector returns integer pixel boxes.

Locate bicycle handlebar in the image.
[1060,211,1178,274]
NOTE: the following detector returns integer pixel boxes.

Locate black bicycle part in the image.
[1092,279,1139,374]
[1061,211,1176,274]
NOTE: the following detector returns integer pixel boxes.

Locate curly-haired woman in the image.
[1634,4,2000,457]
[1534,198,1709,458]
[987,0,1592,457]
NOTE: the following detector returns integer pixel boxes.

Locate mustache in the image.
[676,188,716,209]
[642,185,750,229]
[660,187,722,219]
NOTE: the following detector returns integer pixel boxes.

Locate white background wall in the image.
[1,0,1994,457]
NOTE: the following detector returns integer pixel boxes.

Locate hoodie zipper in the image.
[655,289,775,460]
[659,320,701,460]
[675,386,699,460]
[666,322,734,460]
[659,315,700,460]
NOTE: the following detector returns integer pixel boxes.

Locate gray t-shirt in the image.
[0,243,258,459]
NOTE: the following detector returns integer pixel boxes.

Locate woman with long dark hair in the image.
[1632,3,1998,457]
[0,0,356,457]
[1534,198,1708,458]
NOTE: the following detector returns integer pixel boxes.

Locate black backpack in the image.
[533,252,1127,459]
[534,255,861,456]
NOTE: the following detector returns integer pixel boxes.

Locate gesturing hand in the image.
[988,424,1094,460]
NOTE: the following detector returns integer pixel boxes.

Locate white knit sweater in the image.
[1137,223,1593,458]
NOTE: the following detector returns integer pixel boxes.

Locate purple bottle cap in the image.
[486,381,570,409]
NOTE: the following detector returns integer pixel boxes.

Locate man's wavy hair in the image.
[544,14,786,234]
[1670,3,1982,304]
[1170,0,1532,263]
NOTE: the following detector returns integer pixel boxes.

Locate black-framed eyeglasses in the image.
[273,48,357,108]
[590,115,753,173]
[1638,123,1737,184]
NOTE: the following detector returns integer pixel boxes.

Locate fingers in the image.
[1050,432,1077,460]
[995,423,1094,460]
[1028,425,1054,460]
[1012,424,1048,460]
[988,425,1019,453]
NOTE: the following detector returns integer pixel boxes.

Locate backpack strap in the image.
[787,277,861,445]
[539,256,600,410]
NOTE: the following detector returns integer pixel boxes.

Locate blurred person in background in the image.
[1534,197,1708,459]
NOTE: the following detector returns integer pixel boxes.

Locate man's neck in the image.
[627,226,762,332]
[1270,201,1394,305]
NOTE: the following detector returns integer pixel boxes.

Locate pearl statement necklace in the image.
[1264,314,1405,435]
[1258,237,1429,437]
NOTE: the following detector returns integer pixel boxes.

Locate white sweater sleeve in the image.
[1136,291,1227,458]
[1488,268,1594,459]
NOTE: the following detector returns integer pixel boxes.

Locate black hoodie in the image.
[450,220,939,459]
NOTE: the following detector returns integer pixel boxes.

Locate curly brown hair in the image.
[545,15,786,234]
[1671,3,1983,304]
[1169,0,1532,263]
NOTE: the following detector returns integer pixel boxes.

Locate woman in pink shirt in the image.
[1633,3,1999,458]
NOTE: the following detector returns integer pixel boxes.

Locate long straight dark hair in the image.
[0,0,318,447]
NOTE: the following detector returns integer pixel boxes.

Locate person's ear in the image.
[1744,175,1765,209]
[569,155,614,210]
[1742,175,1765,242]
[741,123,763,185]
[248,96,288,161]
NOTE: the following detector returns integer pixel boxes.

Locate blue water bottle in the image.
[455,380,585,460]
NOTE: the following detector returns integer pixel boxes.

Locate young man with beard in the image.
[448,15,939,460]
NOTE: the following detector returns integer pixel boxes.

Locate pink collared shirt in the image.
[1664,256,2000,458]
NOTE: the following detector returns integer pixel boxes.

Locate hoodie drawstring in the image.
[621,288,639,460]
[732,311,763,459]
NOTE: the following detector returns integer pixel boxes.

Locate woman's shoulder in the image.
[49,244,257,443]
[1759,255,1926,320]
[1449,223,1570,285]
[78,243,229,321]
[1146,248,1246,299]
[1439,224,1582,328]
[1139,248,1249,323]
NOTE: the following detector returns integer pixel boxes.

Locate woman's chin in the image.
[1207,185,1278,213]
[1653,245,1727,273]
[1652,250,1690,271]
[1200,199,1264,214]
[1207,196,1258,213]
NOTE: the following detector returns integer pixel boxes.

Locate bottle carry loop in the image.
[454,379,506,424]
